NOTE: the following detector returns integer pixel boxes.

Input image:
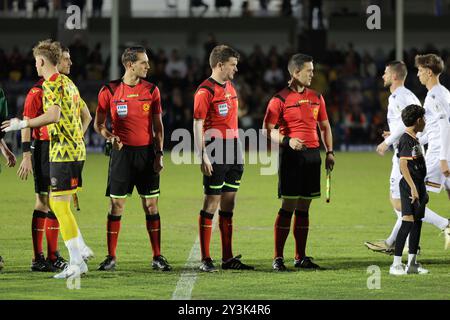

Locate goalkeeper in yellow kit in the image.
[2,40,91,279]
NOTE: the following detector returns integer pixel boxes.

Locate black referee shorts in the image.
[203,138,244,195]
[278,146,321,200]
[32,140,50,195]
[106,144,160,199]
[400,178,428,220]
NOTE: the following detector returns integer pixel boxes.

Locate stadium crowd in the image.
[1,38,450,150]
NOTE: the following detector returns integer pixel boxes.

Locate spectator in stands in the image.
[190,0,209,17]
[263,59,284,87]
[215,0,232,17]
[165,49,188,80]
[93,0,103,17]
[69,34,89,80]
[33,0,50,16]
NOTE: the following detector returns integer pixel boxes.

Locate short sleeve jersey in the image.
[264,87,328,148]
[42,73,86,162]
[423,84,450,157]
[193,78,239,139]
[97,79,162,146]
[23,78,49,141]
[397,133,427,182]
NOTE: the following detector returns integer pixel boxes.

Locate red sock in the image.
[293,210,309,260]
[219,210,233,261]
[274,208,293,258]
[32,210,47,260]
[199,210,214,260]
[107,215,121,258]
[146,213,161,258]
[45,212,60,261]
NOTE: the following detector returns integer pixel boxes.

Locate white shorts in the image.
[425,153,450,193]
[390,154,402,199]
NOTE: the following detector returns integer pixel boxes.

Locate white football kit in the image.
[423,84,450,192]
[384,86,421,199]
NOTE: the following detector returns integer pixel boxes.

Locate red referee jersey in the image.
[193,77,239,139]
[264,87,328,148]
[97,79,162,146]
[23,78,49,141]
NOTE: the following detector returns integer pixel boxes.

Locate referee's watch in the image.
[326,150,335,156]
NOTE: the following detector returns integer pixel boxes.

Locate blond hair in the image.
[32,39,62,66]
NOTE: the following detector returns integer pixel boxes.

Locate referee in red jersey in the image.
[263,53,334,271]
[193,45,254,272]
[94,46,171,271]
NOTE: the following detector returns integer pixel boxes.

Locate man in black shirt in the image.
[390,104,428,276]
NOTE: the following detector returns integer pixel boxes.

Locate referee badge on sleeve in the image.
[117,104,128,118]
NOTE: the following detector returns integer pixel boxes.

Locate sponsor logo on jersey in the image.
[71,178,78,188]
[117,104,128,118]
[127,94,139,98]
[313,107,319,120]
[218,103,229,116]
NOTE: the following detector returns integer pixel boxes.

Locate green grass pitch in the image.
[0,152,449,300]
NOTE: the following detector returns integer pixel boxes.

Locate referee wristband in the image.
[22,142,31,153]
[326,151,335,156]
[281,136,291,146]
[155,150,164,156]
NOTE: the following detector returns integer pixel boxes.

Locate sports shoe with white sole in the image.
[389,263,407,276]
[364,240,394,254]
[406,263,429,275]
[53,261,88,279]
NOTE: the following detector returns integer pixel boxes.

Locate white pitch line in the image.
[171,214,218,300]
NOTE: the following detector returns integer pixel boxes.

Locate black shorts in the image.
[50,161,84,196]
[32,140,50,195]
[106,144,160,198]
[278,146,321,200]
[400,178,428,220]
[203,138,244,195]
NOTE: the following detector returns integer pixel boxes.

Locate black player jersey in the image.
[397,132,427,182]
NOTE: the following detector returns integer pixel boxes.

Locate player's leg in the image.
[137,145,171,271]
[273,147,299,271]
[293,199,315,268]
[198,159,225,272]
[219,189,254,270]
[141,196,172,271]
[390,179,414,276]
[365,156,402,254]
[30,140,56,271]
[293,148,321,270]
[30,193,52,271]
[99,147,130,271]
[219,163,253,270]
[423,158,450,247]
[50,161,88,279]
[406,186,428,274]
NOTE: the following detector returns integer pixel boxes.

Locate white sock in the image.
[407,254,416,265]
[422,207,449,230]
[386,210,403,246]
[77,228,87,250]
[65,237,83,266]
[393,255,402,266]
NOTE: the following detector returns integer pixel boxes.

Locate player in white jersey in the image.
[416,54,450,249]
[364,61,450,253]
